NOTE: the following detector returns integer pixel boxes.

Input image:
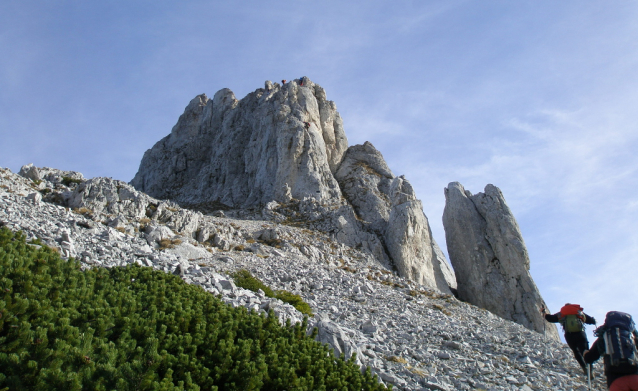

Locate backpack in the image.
[558,304,586,333]
[594,311,638,374]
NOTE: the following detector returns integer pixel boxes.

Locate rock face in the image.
[131,78,456,293]
[442,182,559,341]
[131,78,347,208]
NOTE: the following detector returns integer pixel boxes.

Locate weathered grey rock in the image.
[19,163,42,182]
[166,242,210,260]
[386,177,453,294]
[131,79,348,208]
[432,240,457,290]
[442,182,560,340]
[68,177,151,220]
[335,141,393,234]
[334,143,455,292]
[129,80,457,293]
[27,192,42,205]
[145,224,174,245]
[315,318,362,366]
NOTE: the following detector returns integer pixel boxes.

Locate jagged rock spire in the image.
[443,182,560,340]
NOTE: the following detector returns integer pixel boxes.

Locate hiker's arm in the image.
[583,339,601,364]
[544,313,559,323]
[584,314,596,325]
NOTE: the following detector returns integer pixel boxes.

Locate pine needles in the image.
[0,228,387,390]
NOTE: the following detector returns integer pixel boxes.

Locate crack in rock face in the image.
[442,182,560,341]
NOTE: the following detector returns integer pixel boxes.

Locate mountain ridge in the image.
[0,165,599,390]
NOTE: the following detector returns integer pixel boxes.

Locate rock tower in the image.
[131,77,456,293]
[443,182,560,340]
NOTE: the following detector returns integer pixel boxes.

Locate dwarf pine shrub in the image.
[232,269,313,316]
[0,228,386,390]
[232,269,275,297]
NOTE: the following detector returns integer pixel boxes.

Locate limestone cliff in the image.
[442,182,560,341]
[131,78,455,293]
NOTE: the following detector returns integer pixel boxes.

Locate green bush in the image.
[0,228,386,390]
[61,176,82,186]
[232,269,275,297]
[273,291,313,317]
[232,269,314,316]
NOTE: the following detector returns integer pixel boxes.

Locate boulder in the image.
[442,182,560,340]
[315,318,362,366]
[68,177,150,220]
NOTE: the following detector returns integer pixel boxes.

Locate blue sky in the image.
[2,1,637,342]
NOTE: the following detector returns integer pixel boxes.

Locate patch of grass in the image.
[432,303,451,316]
[158,238,182,250]
[232,269,275,297]
[138,217,151,230]
[73,207,94,217]
[274,290,313,317]
[61,176,82,186]
[386,356,408,364]
[260,238,282,248]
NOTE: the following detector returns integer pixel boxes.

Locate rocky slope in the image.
[1,166,603,390]
[130,78,454,294]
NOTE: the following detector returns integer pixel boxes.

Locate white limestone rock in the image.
[442,182,560,341]
[131,79,348,208]
[386,177,453,294]
[334,141,393,234]
[129,79,454,292]
[19,163,42,182]
[68,177,151,221]
[314,317,363,366]
[166,242,211,260]
[145,224,175,246]
[335,143,455,292]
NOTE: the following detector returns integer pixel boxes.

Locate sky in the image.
[2,1,637,343]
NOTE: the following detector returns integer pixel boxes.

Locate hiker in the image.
[282,79,286,85]
[542,303,597,375]
[303,121,310,129]
[584,311,638,390]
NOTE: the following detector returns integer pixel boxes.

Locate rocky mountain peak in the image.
[131,77,455,294]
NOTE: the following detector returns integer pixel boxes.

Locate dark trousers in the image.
[565,331,590,371]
